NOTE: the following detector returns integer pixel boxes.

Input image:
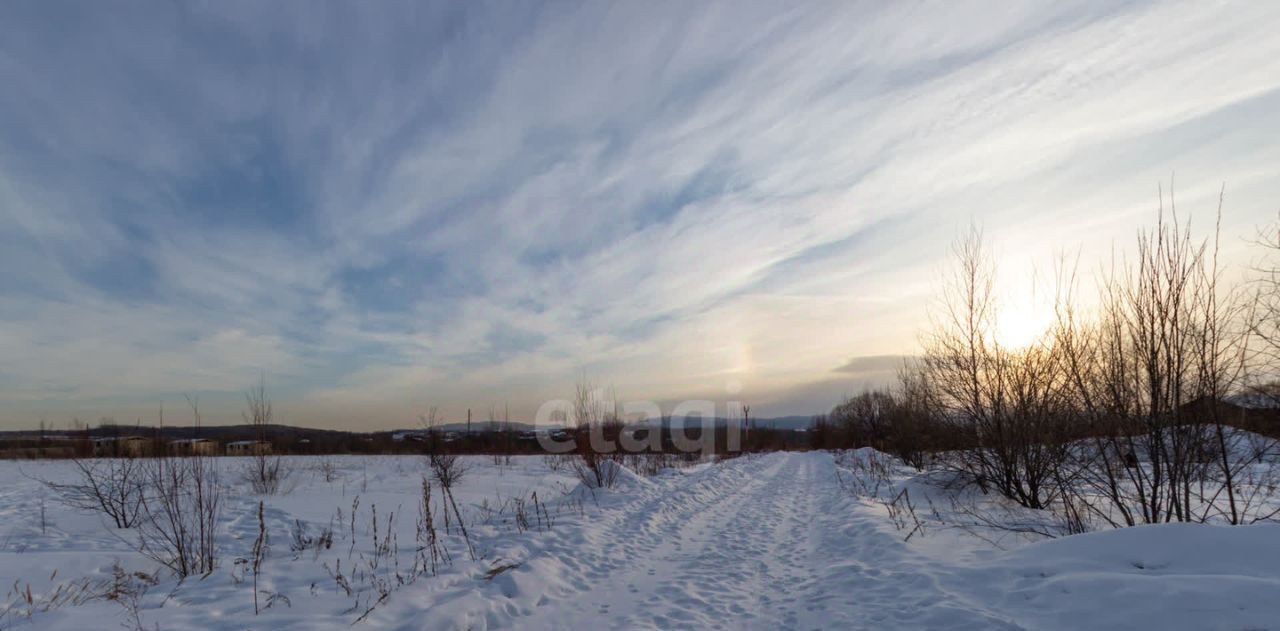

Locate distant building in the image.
[92,436,152,458]
[226,440,272,456]
[167,438,218,457]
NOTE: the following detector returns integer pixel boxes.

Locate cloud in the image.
[2,1,1279,428]
[833,355,916,375]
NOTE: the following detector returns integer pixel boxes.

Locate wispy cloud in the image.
[2,1,1278,428]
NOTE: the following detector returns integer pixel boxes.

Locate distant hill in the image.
[414,421,540,433]
[401,412,819,432]
[1,415,817,442]
[0,423,367,442]
[749,416,816,430]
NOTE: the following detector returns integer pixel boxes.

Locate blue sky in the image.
[2,1,1279,430]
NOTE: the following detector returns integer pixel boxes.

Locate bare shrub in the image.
[428,451,467,493]
[887,364,943,469]
[242,382,288,495]
[135,450,221,577]
[570,380,625,489]
[43,457,144,528]
[0,561,162,629]
[626,452,674,477]
[289,518,334,559]
[314,458,341,483]
[543,453,570,472]
[106,561,156,631]
[883,488,926,541]
[418,405,473,553]
[251,500,266,615]
[828,370,941,471]
[413,477,449,576]
[833,449,896,499]
[572,445,622,489]
[428,449,474,559]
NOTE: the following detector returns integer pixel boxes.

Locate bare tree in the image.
[1248,210,1280,388]
[1055,193,1271,526]
[242,380,287,495]
[919,226,1074,509]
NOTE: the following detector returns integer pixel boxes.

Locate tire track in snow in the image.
[510,453,813,629]
[505,452,1021,630]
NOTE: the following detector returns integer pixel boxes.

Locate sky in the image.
[2,1,1279,431]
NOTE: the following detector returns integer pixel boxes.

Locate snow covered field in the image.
[2,452,1279,630]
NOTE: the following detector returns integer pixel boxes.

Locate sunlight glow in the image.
[994,300,1056,350]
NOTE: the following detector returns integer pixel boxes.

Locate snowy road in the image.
[498,452,1016,630]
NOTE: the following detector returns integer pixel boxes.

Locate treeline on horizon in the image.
[0,416,814,459]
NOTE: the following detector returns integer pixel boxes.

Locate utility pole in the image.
[466,408,471,434]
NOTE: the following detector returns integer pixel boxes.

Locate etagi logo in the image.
[532,389,746,456]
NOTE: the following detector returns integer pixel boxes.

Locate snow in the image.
[2,452,1278,629]
[952,523,1280,630]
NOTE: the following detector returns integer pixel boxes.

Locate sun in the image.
[994,300,1055,349]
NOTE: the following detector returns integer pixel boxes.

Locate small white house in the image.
[167,438,218,457]
[226,440,272,456]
